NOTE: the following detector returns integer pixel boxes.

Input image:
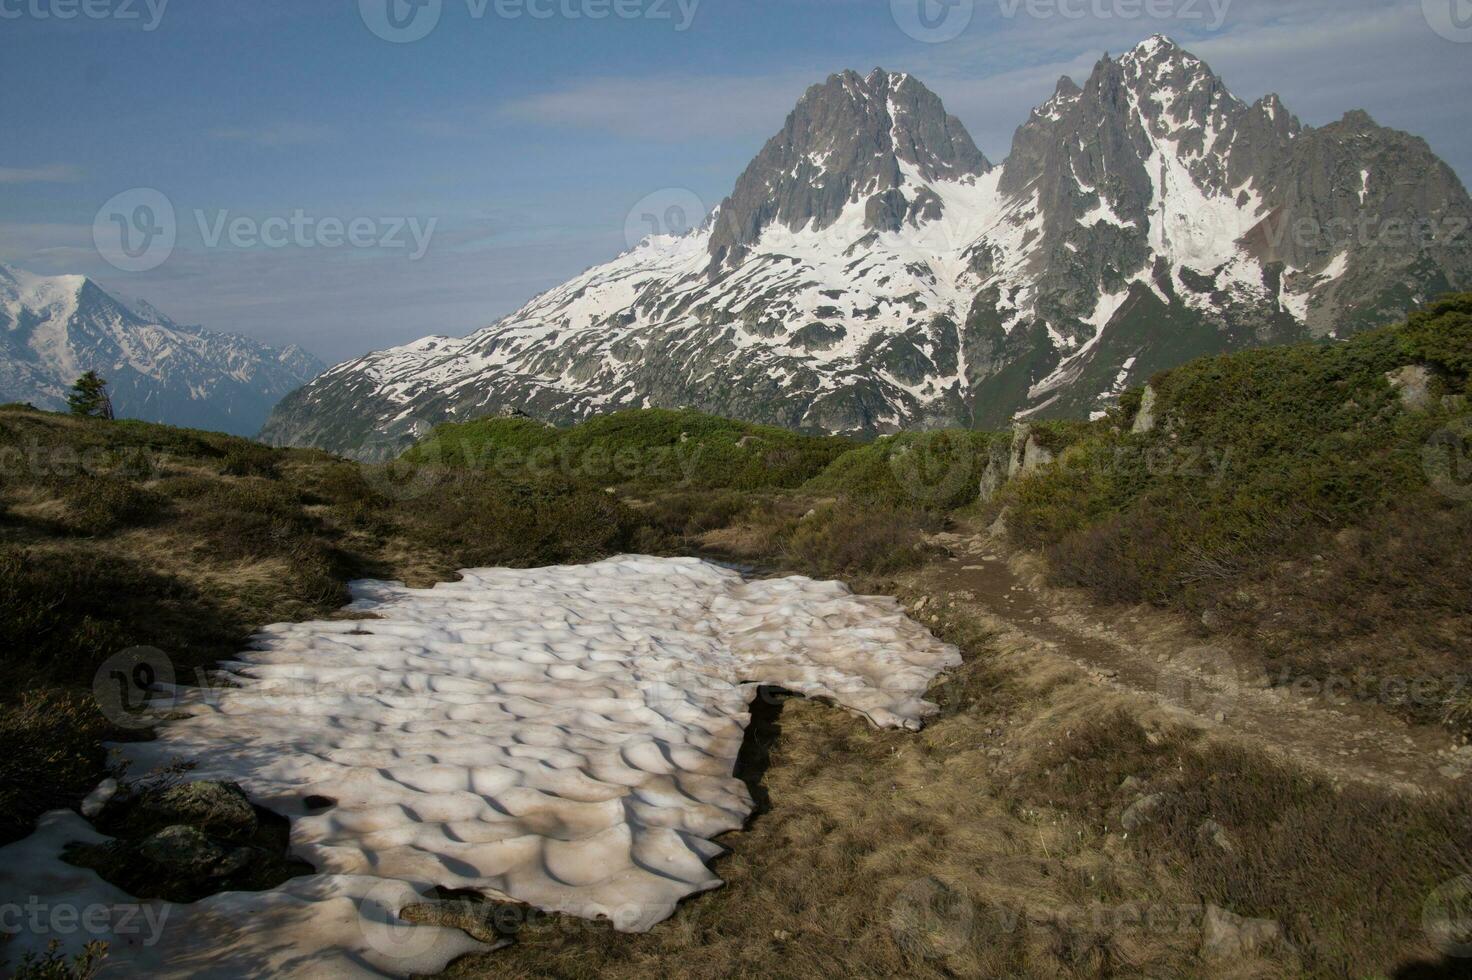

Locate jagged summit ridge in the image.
[261,38,1471,459]
[707,68,991,270]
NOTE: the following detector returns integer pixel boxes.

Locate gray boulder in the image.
[1008,424,1056,479]
[1121,792,1168,831]
[1385,364,1436,412]
[137,825,228,879]
[135,781,259,844]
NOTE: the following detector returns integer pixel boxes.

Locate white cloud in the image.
[0,164,83,184]
[498,73,815,140]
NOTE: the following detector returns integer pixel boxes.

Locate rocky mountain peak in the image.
[262,38,1471,458]
[1336,109,1380,133]
[707,68,989,270]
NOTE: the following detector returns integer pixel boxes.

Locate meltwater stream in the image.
[0,556,959,978]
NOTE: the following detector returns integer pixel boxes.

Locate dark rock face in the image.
[263,37,1471,459]
[66,780,313,903]
[127,781,260,844]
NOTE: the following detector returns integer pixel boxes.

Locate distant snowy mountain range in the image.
[261,35,1466,457]
[0,264,323,436]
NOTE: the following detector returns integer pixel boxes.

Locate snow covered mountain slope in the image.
[0,264,323,436]
[262,37,1471,459]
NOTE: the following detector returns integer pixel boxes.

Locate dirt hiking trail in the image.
[905,520,1470,796]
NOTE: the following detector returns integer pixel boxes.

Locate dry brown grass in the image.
[434,588,1472,979]
[6,405,1471,979]
[437,604,1212,980]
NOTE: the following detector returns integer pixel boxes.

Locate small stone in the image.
[1196,820,1237,855]
[1214,711,1227,724]
[81,778,119,819]
[1121,792,1168,831]
[1132,384,1159,434]
[401,900,515,948]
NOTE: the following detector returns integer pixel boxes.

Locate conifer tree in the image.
[67,371,114,420]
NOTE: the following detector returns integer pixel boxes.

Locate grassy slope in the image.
[1001,293,1472,730]
[2,296,1470,977]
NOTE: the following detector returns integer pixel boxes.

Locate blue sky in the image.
[1,0,1468,363]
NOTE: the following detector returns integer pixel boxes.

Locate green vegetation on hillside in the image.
[2,297,1470,979]
[404,408,856,492]
[1000,293,1472,730]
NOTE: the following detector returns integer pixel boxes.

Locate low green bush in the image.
[783,504,939,579]
[805,429,1006,510]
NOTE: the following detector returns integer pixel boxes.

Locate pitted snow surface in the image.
[2,557,959,977]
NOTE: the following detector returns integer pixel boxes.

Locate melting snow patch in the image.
[2,557,959,977]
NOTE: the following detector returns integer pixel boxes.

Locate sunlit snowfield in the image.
[1,556,959,977]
